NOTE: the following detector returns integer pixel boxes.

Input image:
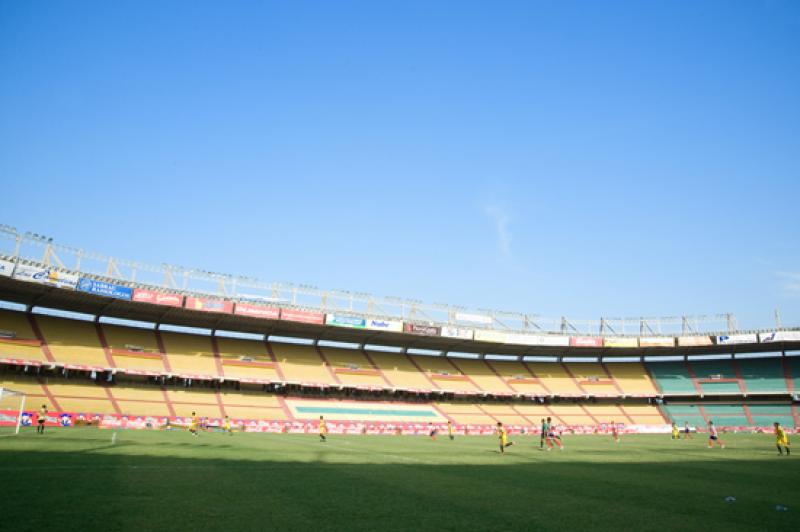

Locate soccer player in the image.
[447,420,454,441]
[319,416,327,442]
[223,416,233,435]
[707,421,725,449]
[497,422,515,453]
[189,411,199,437]
[37,404,47,434]
[611,421,620,443]
[671,422,680,440]
[774,422,790,456]
[683,421,692,439]
[428,422,438,441]
[540,418,547,449]
[544,416,563,451]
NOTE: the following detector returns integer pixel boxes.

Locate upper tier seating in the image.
[737,357,788,394]
[0,310,49,363]
[690,360,741,395]
[647,362,696,394]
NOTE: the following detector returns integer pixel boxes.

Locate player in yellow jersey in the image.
[223,416,233,435]
[671,422,680,440]
[497,422,515,453]
[447,420,454,441]
[319,416,327,442]
[189,411,199,437]
[774,422,790,456]
[37,404,47,434]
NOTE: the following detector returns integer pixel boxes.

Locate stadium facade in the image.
[1,226,798,434]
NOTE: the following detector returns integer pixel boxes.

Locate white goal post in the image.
[0,387,27,435]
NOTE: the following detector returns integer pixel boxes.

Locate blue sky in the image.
[1,1,798,330]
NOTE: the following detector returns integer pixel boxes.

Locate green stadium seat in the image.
[647,362,696,394]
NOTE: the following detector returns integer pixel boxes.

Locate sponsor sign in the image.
[132,288,184,307]
[280,309,325,325]
[759,331,800,343]
[677,335,713,347]
[13,264,79,289]
[326,314,367,328]
[505,333,570,347]
[603,337,639,348]
[474,329,507,343]
[716,333,758,345]
[77,278,133,300]
[234,303,280,320]
[440,326,474,340]
[455,312,493,325]
[404,323,441,336]
[184,296,234,314]
[0,259,15,277]
[570,336,603,348]
[639,337,675,348]
[366,318,403,332]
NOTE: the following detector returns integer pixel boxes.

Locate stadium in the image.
[3,2,799,531]
[1,227,799,530]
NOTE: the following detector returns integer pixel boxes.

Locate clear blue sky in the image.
[1,1,798,330]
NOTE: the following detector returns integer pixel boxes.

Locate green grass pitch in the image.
[1,428,797,531]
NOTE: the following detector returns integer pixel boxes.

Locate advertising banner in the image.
[759,331,800,343]
[603,337,639,348]
[234,303,280,320]
[366,318,403,332]
[280,309,325,325]
[403,323,441,336]
[505,333,570,347]
[639,337,675,348]
[570,336,603,348]
[184,296,234,314]
[326,314,367,328]
[440,326,474,340]
[0,258,14,277]
[677,335,713,347]
[474,329,507,343]
[77,278,133,300]
[12,264,79,289]
[132,288,184,307]
[455,312,493,325]
[716,333,758,345]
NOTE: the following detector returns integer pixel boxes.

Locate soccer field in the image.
[1,429,797,531]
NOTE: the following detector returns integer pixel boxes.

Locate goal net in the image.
[0,387,27,436]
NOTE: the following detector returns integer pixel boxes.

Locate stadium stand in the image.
[215,337,282,382]
[0,310,797,429]
[736,357,788,394]
[272,344,331,384]
[646,362,697,394]
[408,355,481,393]
[447,359,514,395]
[36,315,109,368]
[317,347,388,389]
[660,404,707,427]
[101,324,166,374]
[367,351,438,391]
[160,331,217,378]
[690,360,742,395]
[485,360,551,395]
[605,363,658,396]
[526,363,583,395]
[563,362,619,396]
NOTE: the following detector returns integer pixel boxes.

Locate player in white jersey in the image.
[706,421,725,449]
